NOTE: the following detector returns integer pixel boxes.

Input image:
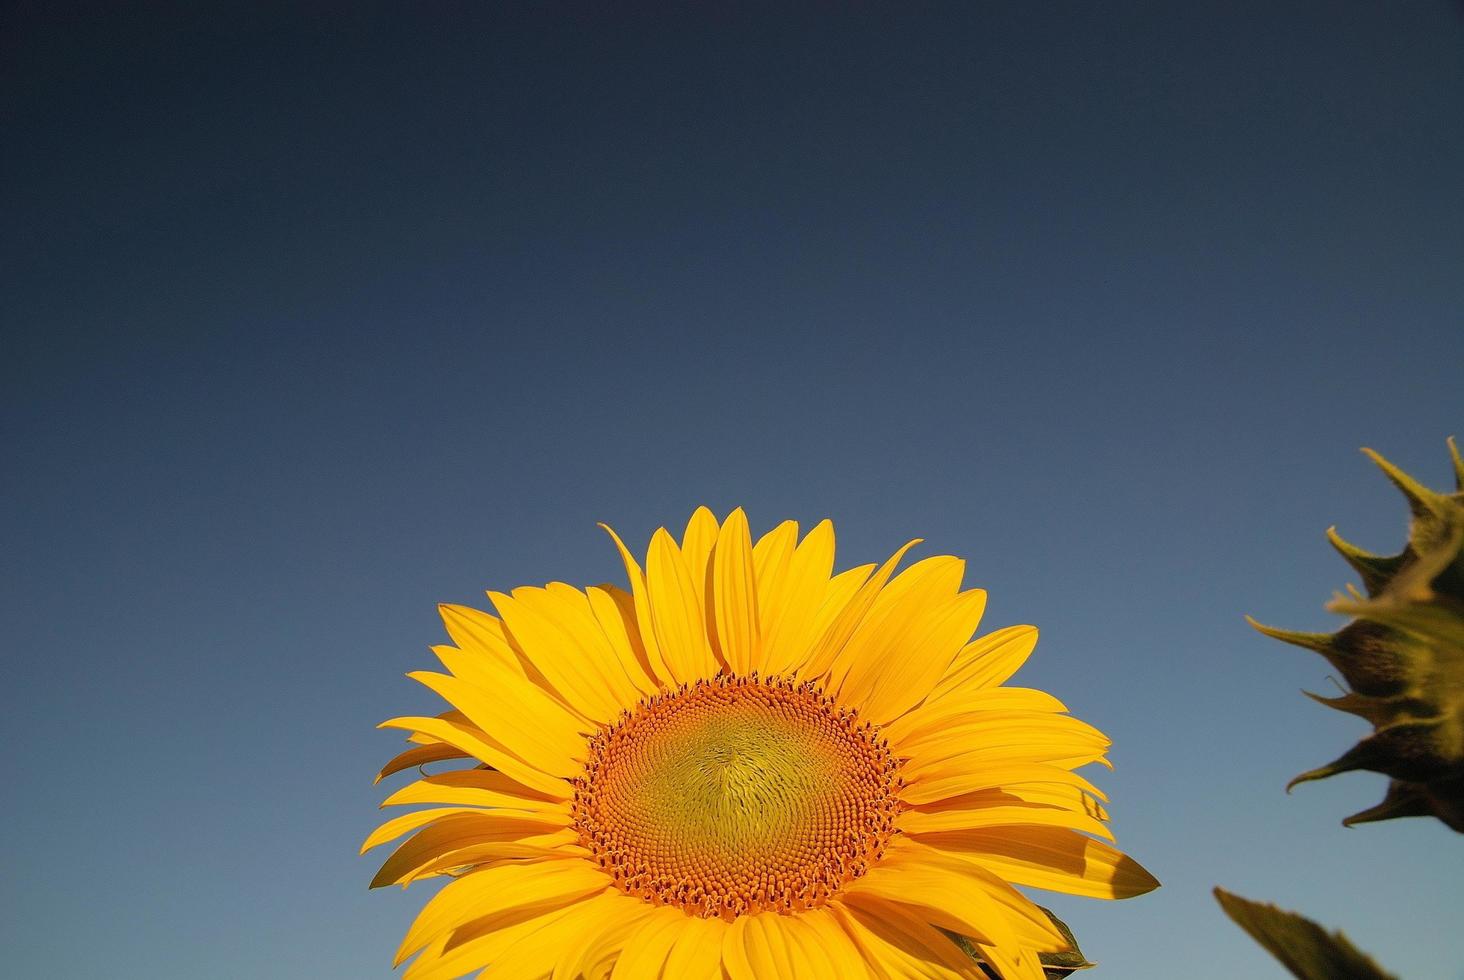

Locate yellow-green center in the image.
[571,674,901,919]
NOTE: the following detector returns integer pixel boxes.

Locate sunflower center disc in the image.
[571,674,902,919]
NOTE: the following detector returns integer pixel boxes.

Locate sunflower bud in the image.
[1252,438,1464,832]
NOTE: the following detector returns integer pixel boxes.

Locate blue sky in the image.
[4,3,1462,977]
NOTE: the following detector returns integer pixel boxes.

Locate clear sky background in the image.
[4,3,1462,978]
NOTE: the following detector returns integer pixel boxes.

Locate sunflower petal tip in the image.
[598,521,632,553]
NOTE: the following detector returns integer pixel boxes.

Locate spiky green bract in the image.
[1251,438,1464,831]
[1213,888,1396,980]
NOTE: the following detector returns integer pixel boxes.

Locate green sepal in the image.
[1327,527,1407,598]
[1033,906,1094,976]
[1341,779,1436,827]
[946,906,1094,979]
[1252,440,1464,831]
[1213,888,1396,980]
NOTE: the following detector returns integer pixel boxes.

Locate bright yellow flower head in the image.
[367,509,1158,980]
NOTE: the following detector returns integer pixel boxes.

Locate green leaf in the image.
[1214,888,1397,980]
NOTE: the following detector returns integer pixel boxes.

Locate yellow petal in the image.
[895,761,1100,808]
[721,915,758,980]
[439,604,574,712]
[798,908,876,980]
[362,806,496,853]
[405,710,468,743]
[395,859,609,966]
[759,519,839,677]
[480,890,627,980]
[842,872,1001,951]
[609,905,686,979]
[429,643,510,696]
[680,506,721,623]
[399,837,585,888]
[900,764,1105,807]
[917,826,1160,900]
[403,903,580,980]
[380,769,571,815]
[843,586,988,725]
[550,895,655,979]
[903,713,1107,760]
[825,555,962,698]
[544,581,657,697]
[885,687,1069,745]
[437,604,525,678]
[645,527,718,682]
[899,713,1111,785]
[752,519,798,582]
[586,584,660,697]
[906,746,1113,797]
[928,626,1039,703]
[601,522,676,687]
[711,507,760,676]
[491,586,637,723]
[978,779,1110,816]
[775,914,850,980]
[378,715,571,800]
[899,797,1115,842]
[911,767,1109,807]
[745,913,814,979]
[830,900,987,980]
[407,670,587,779]
[371,814,581,888]
[801,538,921,681]
[663,913,728,980]
[375,741,469,783]
[930,854,1072,953]
[746,519,796,668]
[901,709,1109,755]
[970,940,1047,980]
[726,913,801,979]
[848,838,1067,954]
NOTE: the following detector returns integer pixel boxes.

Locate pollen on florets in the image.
[570,673,904,919]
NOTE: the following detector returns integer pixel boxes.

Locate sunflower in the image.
[366,509,1158,979]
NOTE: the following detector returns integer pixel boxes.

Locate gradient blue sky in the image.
[4,3,1463,978]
